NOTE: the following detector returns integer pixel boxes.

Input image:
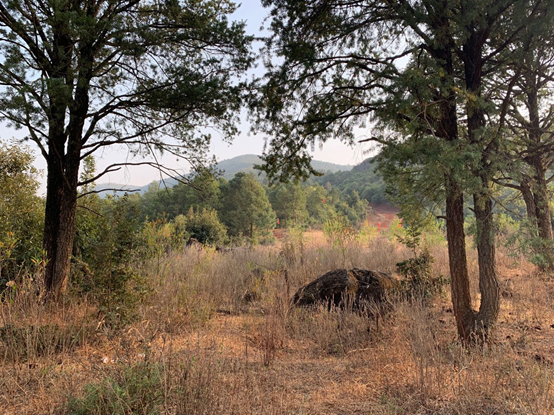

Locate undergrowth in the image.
[0,234,552,414]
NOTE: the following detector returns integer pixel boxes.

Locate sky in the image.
[0,0,376,194]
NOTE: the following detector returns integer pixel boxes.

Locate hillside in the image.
[95,154,353,195]
[315,156,388,204]
[216,154,352,180]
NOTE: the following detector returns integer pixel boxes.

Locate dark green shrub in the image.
[73,195,149,328]
[184,207,227,246]
[396,249,446,301]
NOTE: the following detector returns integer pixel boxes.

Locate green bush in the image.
[0,143,44,284]
[184,207,227,246]
[396,249,446,301]
[67,362,163,415]
[323,214,357,248]
[73,195,148,328]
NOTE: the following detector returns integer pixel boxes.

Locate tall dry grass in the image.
[0,234,552,414]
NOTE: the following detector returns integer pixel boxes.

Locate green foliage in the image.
[0,143,44,283]
[139,170,223,222]
[323,214,357,248]
[334,190,369,226]
[323,215,357,265]
[388,215,446,251]
[220,173,276,243]
[356,220,379,245]
[393,215,446,301]
[396,250,446,302]
[305,184,334,225]
[73,195,148,328]
[142,216,177,260]
[130,167,371,241]
[315,158,388,204]
[184,207,227,246]
[269,182,309,227]
[505,218,554,269]
[67,362,163,415]
[0,0,253,295]
[465,212,520,249]
[139,183,174,222]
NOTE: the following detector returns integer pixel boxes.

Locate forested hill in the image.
[315,157,388,204]
[217,154,352,179]
[95,154,388,205]
[95,154,353,194]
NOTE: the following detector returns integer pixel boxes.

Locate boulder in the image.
[186,237,203,251]
[293,268,398,309]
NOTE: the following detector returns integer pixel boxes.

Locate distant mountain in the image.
[315,157,389,204]
[216,154,352,180]
[93,182,144,195]
[95,154,352,195]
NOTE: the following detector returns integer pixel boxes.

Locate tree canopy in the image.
[252,0,554,341]
[0,0,253,296]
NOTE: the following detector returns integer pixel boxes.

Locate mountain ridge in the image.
[95,154,353,195]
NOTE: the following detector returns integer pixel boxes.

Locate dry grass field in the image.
[1,232,554,414]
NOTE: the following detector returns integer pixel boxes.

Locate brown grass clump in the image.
[0,234,553,414]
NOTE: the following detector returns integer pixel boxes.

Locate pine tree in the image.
[221,173,276,241]
[0,0,252,297]
[252,0,554,341]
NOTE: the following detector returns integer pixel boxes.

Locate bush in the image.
[67,362,163,415]
[0,143,44,283]
[323,214,357,248]
[393,216,446,301]
[396,249,446,301]
[73,195,148,328]
[184,207,227,246]
[356,220,379,245]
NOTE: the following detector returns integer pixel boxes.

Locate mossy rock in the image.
[293,268,399,309]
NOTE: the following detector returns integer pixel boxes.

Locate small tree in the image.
[269,182,308,228]
[221,173,276,242]
[185,207,227,246]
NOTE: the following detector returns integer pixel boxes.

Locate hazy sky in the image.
[0,0,376,193]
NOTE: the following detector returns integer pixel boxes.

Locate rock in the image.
[215,246,232,253]
[292,268,398,309]
[186,237,203,251]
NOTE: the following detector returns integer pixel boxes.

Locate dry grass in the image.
[1,235,553,414]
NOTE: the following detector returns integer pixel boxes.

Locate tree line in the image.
[0,146,369,285]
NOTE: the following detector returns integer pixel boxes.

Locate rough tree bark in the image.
[464,26,500,338]
[473,188,500,335]
[445,179,475,340]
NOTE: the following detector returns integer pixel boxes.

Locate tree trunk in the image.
[462,26,500,341]
[522,66,554,270]
[473,190,500,337]
[532,163,553,241]
[528,162,554,270]
[521,176,537,224]
[43,155,79,299]
[435,36,477,342]
[445,178,475,341]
